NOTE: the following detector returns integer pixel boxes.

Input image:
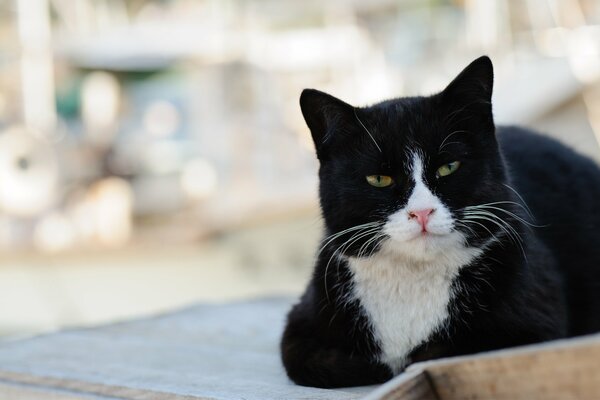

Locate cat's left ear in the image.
[300,89,355,160]
[441,56,494,119]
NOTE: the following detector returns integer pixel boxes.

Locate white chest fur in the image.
[346,243,481,373]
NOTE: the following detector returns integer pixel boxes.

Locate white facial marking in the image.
[383,153,459,262]
[346,151,483,373]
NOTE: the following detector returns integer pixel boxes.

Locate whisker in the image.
[461,200,531,217]
[463,211,522,242]
[322,225,382,303]
[321,222,379,242]
[454,221,478,238]
[462,213,526,258]
[354,108,382,153]
[356,231,387,258]
[460,219,499,242]
[317,222,380,256]
[438,130,468,152]
[502,183,535,218]
[464,205,545,228]
[463,209,528,248]
[365,234,389,258]
[444,100,491,126]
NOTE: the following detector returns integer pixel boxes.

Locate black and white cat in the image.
[280,56,600,388]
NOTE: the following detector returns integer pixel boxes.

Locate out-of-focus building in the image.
[0,0,599,337]
[0,0,599,251]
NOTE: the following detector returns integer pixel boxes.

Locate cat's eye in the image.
[366,175,393,187]
[436,161,461,178]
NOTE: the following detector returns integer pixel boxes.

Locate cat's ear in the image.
[300,89,354,159]
[441,56,494,113]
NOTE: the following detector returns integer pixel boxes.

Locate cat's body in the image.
[280,56,600,388]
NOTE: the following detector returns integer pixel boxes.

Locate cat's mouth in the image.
[384,227,454,243]
[381,228,466,256]
[405,231,451,243]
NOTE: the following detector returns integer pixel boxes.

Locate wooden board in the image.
[367,334,600,400]
[0,380,123,400]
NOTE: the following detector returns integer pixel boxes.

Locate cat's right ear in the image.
[300,89,354,159]
[442,56,494,105]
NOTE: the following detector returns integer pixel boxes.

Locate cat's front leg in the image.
[280,299,393,389]
[280,331,392,388]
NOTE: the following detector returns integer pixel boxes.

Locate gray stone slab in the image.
[0,298,375,399]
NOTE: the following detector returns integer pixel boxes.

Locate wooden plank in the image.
[371,334,600,400]
[0,370,204,400]
[427,334,600,400]
[0,379,121,400]
[364,370,438,400]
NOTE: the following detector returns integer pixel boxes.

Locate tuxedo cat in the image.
[280,56,600,388]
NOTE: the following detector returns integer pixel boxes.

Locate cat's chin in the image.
[378,231,469,264]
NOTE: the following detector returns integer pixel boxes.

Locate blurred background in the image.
[0,0,599,339]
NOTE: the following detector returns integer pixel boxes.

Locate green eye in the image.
[436,161,461,178]
[366,175,393,187]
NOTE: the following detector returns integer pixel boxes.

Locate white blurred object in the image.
[180,158,218,200]
[246,26,371,71]
[567,27,600,84]
[143,141,183,175]
[0,126,59,217]
[81,71,121,146]
[74,178,133,247]
[583,84,600,149]
[0,93,7,120]
[143,100,181,138]
[33,212,76,252]
[465,0,505,50]
[17,0,57,135]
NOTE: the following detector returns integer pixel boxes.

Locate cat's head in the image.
[301,56,512,263]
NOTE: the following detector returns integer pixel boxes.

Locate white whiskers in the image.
[319,222,384,303]
[354,109,382,153]
[502,183,535,219]
[459,203,530,259]
[439,130,468,153]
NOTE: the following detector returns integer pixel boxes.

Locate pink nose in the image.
[408,208,435,231]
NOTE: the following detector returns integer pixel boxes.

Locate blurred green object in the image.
[55,74,83,119]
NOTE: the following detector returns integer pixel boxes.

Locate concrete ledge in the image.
[2,297,598,399]
[0,298,373,400]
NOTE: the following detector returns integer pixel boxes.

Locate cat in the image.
[280,56,600,388]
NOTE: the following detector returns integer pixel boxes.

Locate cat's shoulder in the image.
[497,125,569,153]
[497,125,600,173]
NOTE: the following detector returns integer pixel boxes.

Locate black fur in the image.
[280,56,600,388]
